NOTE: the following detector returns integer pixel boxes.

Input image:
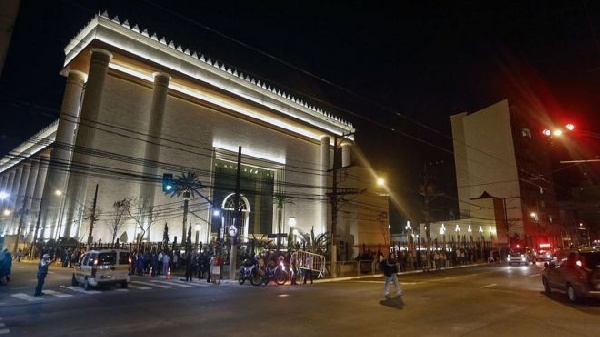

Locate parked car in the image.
[541,248,600,303]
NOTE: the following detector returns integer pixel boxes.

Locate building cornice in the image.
[64,12,355,141]
[0,120,58,173]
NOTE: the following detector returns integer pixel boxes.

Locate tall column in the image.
[31,151,49,242]
[8,166,22,212]
[13,162,31,232]
[1,170,15,219]
[40,69,86,239]
[62,49,112,239]
[6,165,23,233]
[0,173,8,208]
[23,157,41,238]
[139,72,170,241]
[341,140,352,168]
[320,136,330,235]
[23,158,40,212]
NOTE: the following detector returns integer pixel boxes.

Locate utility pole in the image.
[230,146,242,280]
[87,184,99,250]
[330,135,340,278]
[328,132,355,278]
[420,163,443,270]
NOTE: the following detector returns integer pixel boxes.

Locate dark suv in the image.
[541,248,600,303]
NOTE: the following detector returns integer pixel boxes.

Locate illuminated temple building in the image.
[0,12,388,259]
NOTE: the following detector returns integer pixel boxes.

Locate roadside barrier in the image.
[297,251,326,278]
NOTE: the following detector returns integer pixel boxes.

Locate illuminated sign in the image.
[539,243,551,248]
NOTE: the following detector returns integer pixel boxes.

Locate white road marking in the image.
[42,290,73,297]
[130,280,172,288]
[0,323,5,327]
[170,279,213,287]
[127,285,151,290]
[150,280,191,288]
[0,328,9,335]
[115,288,130,292]
[482,283,497,288]
[65,286,101,294]
[11,293,43,302]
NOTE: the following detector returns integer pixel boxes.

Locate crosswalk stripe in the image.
[170,279,211,287]
[42,290,73,298]
[0,323,5,327]
[150,280,192,287]
[130,280,172,288]
[115,288,130,292]
[127,285,152,290]
[11,293,42,302]
[65,286,101,294]
[0,328,9,335]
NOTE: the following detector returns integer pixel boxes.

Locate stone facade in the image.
[0,13,388,258]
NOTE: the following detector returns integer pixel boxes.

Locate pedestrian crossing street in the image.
[9,278,221,303]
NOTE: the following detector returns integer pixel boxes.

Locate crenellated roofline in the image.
[63,11,355,141]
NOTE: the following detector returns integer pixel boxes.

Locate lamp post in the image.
[288,217,296,249]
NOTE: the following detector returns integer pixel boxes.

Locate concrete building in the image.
[0,12,388,258]
[450,99,562,250]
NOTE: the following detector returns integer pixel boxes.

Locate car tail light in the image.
[92,258,98,277]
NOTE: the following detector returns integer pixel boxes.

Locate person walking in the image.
[162,252,170,277]
[380,254,402,298]
[34,254,51,297]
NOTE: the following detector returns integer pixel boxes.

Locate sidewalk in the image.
[317,261,490,284]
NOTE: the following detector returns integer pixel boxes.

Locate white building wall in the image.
[451,100,524,238]
[77,73,323,244]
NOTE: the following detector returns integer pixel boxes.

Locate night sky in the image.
[1,0,599,227]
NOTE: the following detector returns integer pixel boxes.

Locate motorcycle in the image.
[239,258,258,285]
[260,259,289,286]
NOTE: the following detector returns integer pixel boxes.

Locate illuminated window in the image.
[521,128,532,138]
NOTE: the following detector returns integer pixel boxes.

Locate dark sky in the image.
[1,0,599,226]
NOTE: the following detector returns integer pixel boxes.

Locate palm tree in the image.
[166,171,211,246]
[273,194,294,252]
[297,227,331,255]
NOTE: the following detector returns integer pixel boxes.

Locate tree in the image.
[128,197,162,248]
[107,198,131,245]
[297,227,330,255]
[162,223,170,253]
[166,171,210,246]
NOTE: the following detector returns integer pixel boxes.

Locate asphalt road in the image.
[1,261,599,337]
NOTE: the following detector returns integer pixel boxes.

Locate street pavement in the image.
[1,260,599,336]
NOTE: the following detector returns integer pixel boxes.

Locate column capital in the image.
[59,68,88,83]
[152,72,171,87]
[89,48,113,65]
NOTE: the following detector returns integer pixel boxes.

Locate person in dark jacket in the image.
[34,254,51,296]
[380,254,403,298]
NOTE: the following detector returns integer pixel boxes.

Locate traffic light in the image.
[162,173,173,192]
